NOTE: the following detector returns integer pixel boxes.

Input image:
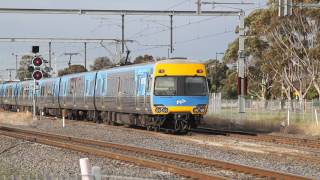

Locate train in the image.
[0,59,209,132]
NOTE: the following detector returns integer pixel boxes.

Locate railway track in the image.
[234,134,320,149]
[193,127,320,150]
[192,127,258,136]
[0,126,310,180]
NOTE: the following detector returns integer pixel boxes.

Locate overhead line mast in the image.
[198,1,254,113]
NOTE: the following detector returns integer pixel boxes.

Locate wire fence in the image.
[207,93,320,126]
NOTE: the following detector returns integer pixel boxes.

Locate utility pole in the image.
[170,15,173,53]
[11,53,18,78]
[278,0,320,16]
[49,42,52,68]
[238,10,246,113]
[121,14,125,54]
[64,53,79,67]
[199,1,252,113]
[278,0,293,16]
[6,68,15,81]
[84,42,87,69]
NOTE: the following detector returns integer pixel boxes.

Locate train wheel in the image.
[146,126,153,131]
[154,126,160,132]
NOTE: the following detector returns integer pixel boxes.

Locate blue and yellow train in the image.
[0,59,209,132]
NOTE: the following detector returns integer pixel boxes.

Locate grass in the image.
[204,108,320,135]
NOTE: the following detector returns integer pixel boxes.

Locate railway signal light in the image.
[32,70,43,80]
[32,56,43,67]
[31,56,44,80]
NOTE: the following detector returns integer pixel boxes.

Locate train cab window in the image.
[154,76,208,96]
[154,77,177,96]
[183,77,208,96]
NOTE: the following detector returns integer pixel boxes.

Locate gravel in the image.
[0,135,179,179]
[1,114,320,179]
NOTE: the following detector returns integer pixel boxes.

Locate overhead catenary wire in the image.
[131,29,233,52]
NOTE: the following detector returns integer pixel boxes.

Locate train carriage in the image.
[37,77,60,112]
[0,59,209,132]
[1,83,17,110]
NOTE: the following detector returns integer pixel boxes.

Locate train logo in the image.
[176,99,186,105]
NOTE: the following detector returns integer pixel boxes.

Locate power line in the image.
[132,29,232,52]
[175,30,233,44]
[129,16,221,39]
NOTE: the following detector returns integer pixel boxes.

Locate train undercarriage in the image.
[1,105,202,133]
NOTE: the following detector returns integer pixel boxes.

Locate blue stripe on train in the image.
[153,96,208,106]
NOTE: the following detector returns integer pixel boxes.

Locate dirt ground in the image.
[0,110,34,126]
[203,116,320,136]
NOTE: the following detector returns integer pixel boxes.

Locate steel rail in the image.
[192,127,258,136]
[0,129,223,180]
[194,126,320,149]
[0,126,310,180]
[239,134,320,149]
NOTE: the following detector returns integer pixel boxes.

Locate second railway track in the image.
[194,127,320,149]
[0,125,311,180]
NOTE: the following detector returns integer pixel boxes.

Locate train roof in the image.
[155,59,201,64]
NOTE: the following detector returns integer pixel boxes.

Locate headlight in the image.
[155,106,168,113]
[155,107,162,113]
[162,107,168,113]
[193,105,207,113]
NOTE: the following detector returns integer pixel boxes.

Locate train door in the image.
[105,75,119,111]
[136,73,148,110]
[53,79,60,107]
[71,78,77,107]
[95,75,103,109]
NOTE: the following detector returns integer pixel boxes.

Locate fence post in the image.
[62,109,66,128]
[213,93,216,113]
[92,166,101,180]
[287,108,290,126]
[312,99,314,123]
[315,109,319,126]
[80,158,91,180]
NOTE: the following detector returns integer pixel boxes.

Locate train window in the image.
[96,79,102,96]
[183,77,208,96]
[154,77,177,96]
[154,76,207,96]
[102,78,106,95]
[89,80,94,96]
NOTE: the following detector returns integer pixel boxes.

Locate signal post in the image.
[30,46,43,120]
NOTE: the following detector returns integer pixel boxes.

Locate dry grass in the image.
[304,124,320,136]
[203,116,281,133]
[203,115,320,136]
[0,110,34,126]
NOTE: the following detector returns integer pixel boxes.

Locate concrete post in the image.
[238,10,246,113]
[92,166,101,180]
[80,158,91,180]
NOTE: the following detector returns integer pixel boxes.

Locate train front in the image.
[151,60,209,132]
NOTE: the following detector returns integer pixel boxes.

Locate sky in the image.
[0,0,267,80]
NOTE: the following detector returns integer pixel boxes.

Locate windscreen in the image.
[154,76,208,96]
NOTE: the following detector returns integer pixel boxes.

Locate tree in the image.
[17,54,33,81]
[58,65,87,76]
[223,2,320,100]
[221,70,238,99]
[90,56,113,71]
[268,10,319,101]
[134,54,154,64]
[205,59,228,92]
